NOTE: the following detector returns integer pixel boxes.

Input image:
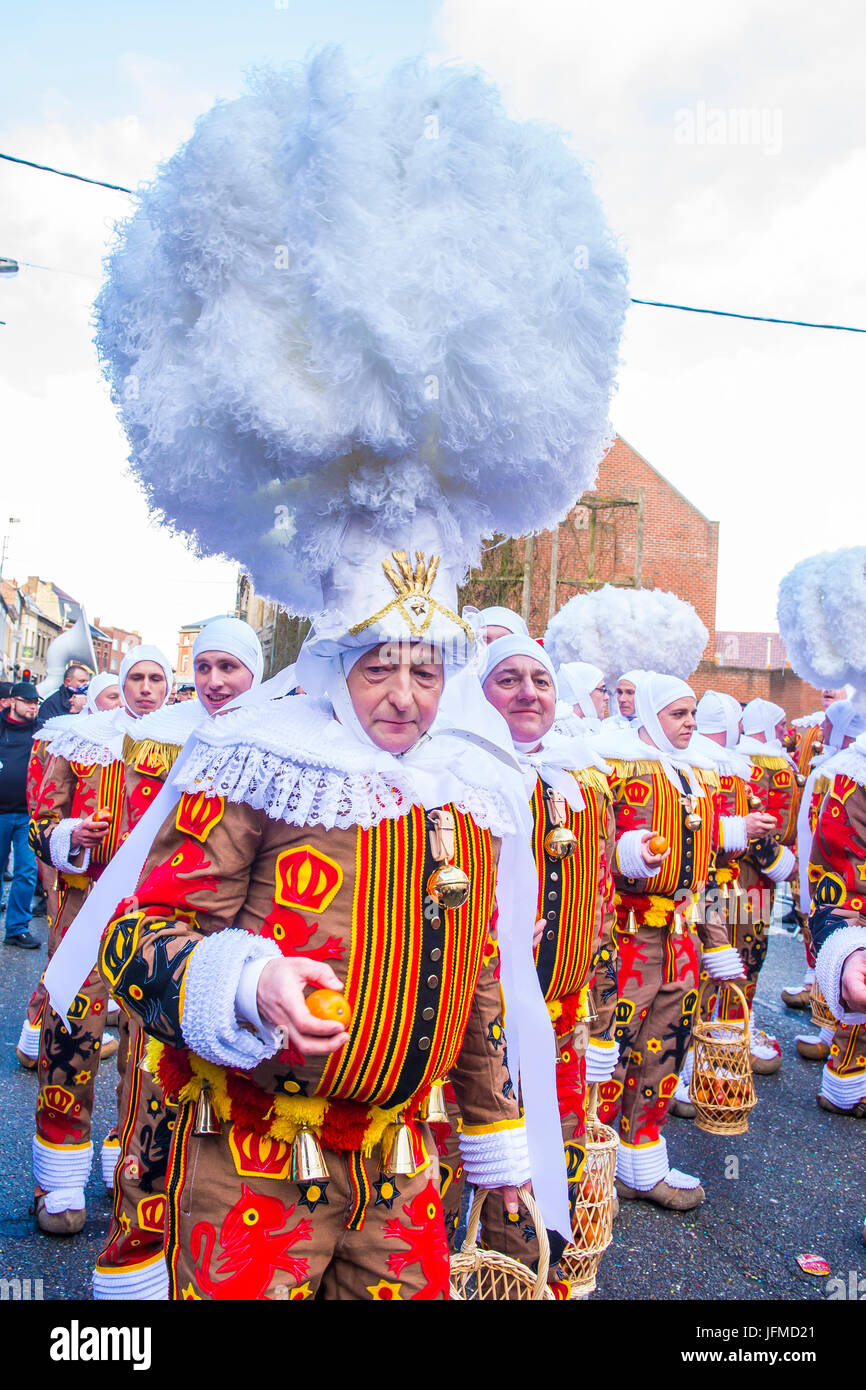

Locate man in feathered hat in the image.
[88,52,628,1296]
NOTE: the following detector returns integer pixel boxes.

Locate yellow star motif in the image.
[856,861,866,882]
[367,1279,403,1300]
[289,1281,313,1300]
[119,1212,131,1233]
[74,1070,91,1085]
[646,1038,662,1054]
[181,1283,201,1301]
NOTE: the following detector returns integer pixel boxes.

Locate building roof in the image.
[178,614,235,632]
[715,630,787,670]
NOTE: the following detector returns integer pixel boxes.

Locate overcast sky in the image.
[2,0,863,657]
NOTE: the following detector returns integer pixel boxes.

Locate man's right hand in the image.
[639,830,670,872]
[70,814,112,849]
[257,957,350,1056]
[744,811,777,838]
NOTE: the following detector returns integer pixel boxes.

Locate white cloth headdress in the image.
[84,673,118,714]
[193,617,264,684]
[476,607,529,638]
[118,645,173,719]
[556,661,605,719]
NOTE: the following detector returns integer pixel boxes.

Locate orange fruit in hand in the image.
[93,810,112,823]
[306,989,352,1026]
[648,834,669,855]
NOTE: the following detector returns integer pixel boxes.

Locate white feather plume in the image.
[95,51,629,614]
[544,584,709,683]
[777,548,866,699]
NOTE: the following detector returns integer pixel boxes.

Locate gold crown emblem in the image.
[348,549,474,641]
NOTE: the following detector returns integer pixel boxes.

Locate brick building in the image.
[93,620,144,675]
[460,434,719,662]
[460,434,818,719]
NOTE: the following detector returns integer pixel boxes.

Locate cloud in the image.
[433,0,866,630]
[0,59,236,660]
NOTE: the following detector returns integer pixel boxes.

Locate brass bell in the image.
[290,1123,330,1183]
[671,911,685,938]
[193,1082,221,1137]
[624,908,638,935]
[685,812,703,831]
[747,791,763,810]
[719,881,730,903]
[427,863,470,911]
[543,826,577,860]
[796,773,806,786]
[381,1116,418,1176]
[421,1081,449,1125]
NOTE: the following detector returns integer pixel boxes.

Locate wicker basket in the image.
[689,979,757,1136]
[810,982,836,1031]
[449,1185,555,1300]
[558,1084,617,1299]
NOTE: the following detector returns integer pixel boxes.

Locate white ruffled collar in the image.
[175,695,517,834]
[591,721,713,794]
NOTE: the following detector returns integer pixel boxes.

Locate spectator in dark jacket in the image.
[0,682,43,947]
[38,664,90,722]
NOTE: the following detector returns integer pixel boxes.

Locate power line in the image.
[0,151,134,195]
[2,150,865,334]
[629,297,865,334]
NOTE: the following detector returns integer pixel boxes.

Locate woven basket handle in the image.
[696,976,751,1046]
[462,1184,551,1298]
[586,1081,599,1124]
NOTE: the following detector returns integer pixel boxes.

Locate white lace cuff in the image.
[762,844,795,883]
[703,946,745,981]
[815,929,866,1025]
[616,830,649,881]
[49,819,91,873]
[585,1039,619,1082]
[181,929,284,1068]
[459,1124,531,1188]
[719,816,747,854]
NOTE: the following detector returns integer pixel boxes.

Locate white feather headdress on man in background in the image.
[544,583,709,693]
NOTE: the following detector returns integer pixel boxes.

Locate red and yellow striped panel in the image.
[92,759,127,864]
[531,778,600,1001]
[316,806,495,1107]
[633,770,712,896]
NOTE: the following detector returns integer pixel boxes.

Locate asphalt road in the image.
[0,901,862,1303]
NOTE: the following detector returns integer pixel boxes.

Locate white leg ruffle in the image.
[16,1020,41,1059]
[93,1254,169,1301]
[820,1065,866,1109]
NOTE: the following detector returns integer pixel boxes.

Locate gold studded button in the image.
[431,917,441,931]
[427,975,439,989]
[546,930,555,940]
[550,872,559,882]
[422,1007,435,1021]
[418,1037,431,1051]
[547,892,557,901]
[430,948,442,962]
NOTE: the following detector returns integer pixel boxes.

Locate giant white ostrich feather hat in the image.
[544,583,708,687]
[96,50,629,654]
[777,547,866,712]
